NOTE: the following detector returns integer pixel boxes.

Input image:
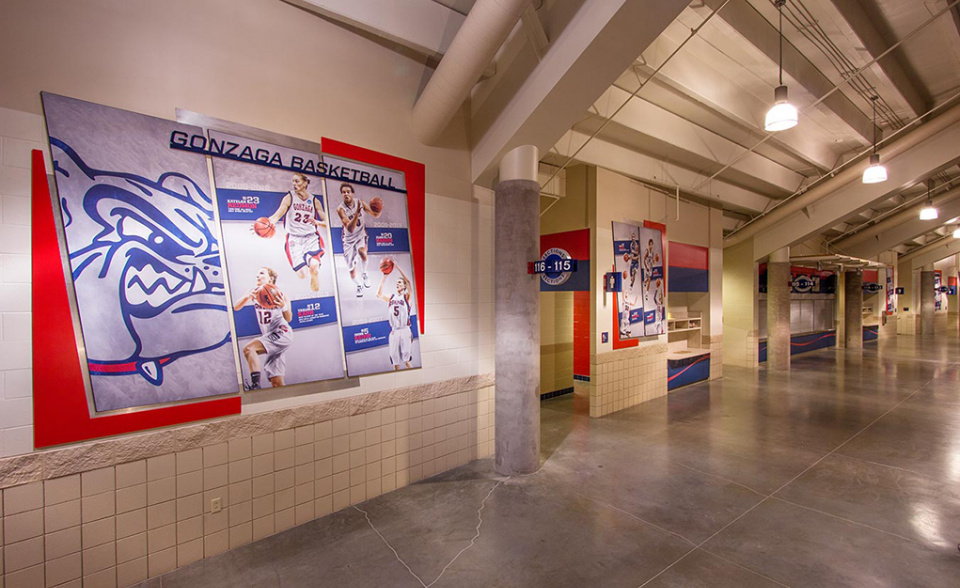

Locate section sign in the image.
[640,226,666,336]
[210,131,345,390]
[42,93,238,412]
[324,157,421,375]
[612,221,645,339]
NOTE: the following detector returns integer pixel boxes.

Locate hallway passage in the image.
[139,337,960,587]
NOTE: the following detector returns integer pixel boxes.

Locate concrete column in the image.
[920,264,936,335]
[722,239,760,369]
[844,271,863,349]
[767,247,791,371]
[495,145,540,476]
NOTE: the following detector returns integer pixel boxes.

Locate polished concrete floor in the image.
[139,336,960,587]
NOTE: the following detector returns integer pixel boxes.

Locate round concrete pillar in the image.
[920,269,936,335]
[767,247,791,371]
[844,271,863,349]
[494,145,540,476]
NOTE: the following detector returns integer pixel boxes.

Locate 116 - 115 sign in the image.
[529,258,578,274]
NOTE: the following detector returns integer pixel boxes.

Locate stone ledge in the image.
[592,342,669,364]
[0,373,494,489]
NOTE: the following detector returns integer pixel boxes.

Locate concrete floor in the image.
[138,336,960,587]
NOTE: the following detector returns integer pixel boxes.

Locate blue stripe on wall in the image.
[668,267,709,292]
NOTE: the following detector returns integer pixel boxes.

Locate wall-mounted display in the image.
[639,226,666,336]
[42,93,238,412]
[935,270,943,311]
[611,221,645,339]
[210,132,345,390]
[325,157,421,376]
[885,268,895,313]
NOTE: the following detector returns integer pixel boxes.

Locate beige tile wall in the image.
[0,387,494,587]
[588,343,668,418]
[708,335,723,381]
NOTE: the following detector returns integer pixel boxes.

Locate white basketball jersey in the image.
[285,192,318,237]
[338,199,365,245]
[255,303,289,337]
[388,293,411,331]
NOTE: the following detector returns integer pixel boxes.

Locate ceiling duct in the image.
[411,0,529,145]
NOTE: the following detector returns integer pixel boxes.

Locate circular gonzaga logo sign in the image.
[541,247,574,287]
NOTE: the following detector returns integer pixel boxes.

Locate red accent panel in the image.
[949,277,957,287]
[862,270,879,283]
[668,241,708,270]
[573,291,591,376]
[31,151,240,449]
[541,229,590,259]
[322,138,425,334]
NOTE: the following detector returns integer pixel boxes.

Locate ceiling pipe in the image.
[724,100,960,249]
[411,0,529,145]
[832,185,960,251]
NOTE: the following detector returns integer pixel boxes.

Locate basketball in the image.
[256,283,283,309]
[380,257,394,275]
[253,217,275,238]
[369,197,384,213]
[623,253,630,262]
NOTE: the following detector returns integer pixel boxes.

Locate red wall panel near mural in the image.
[540,229,590,378]
[32,151,241,448]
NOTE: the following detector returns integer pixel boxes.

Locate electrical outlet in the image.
[210,497,222,513]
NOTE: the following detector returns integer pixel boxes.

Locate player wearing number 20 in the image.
[233,267,292,389]
[377,261,413,370]
[337,182,382,298]
[264,173,327,292]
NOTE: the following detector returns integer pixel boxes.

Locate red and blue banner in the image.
[667,242,708,293]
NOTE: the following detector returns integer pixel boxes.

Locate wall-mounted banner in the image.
[886,268,895,313]
[42,93,238,412]
[759,266,836,294]
[640,226,666,336]
[935,270,943,311]
[210,131,345,390]
[668,241,708,293]
[325,157,421,376]
[612,221,645,339]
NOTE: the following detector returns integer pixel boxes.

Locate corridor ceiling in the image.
[286,0,960,262]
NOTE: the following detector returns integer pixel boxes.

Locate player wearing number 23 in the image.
[233,267,292,389]
[264,173,327,292]
[377,262,413,370]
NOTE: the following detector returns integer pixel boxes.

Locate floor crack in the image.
[354,478,505,588]
[355,504,429,588]
[426,479,504,588]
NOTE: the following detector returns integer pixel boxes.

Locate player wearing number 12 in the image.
[233,267,293,389]
[377,261,413,370]
[262,173,327,292]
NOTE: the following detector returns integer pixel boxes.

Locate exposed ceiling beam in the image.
[549,129,775,215]
[469,0,689,187]
[828,0,931,118]
[580,86,806,196]
[702,0,874,144]
[282,0,464,60]
[751,117,960,259]
[900,235,960,268]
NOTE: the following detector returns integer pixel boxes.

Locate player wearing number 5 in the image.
[337,182,383,297]
[233,267,293,389]
[376,259,413,370]
[258,173,327,292]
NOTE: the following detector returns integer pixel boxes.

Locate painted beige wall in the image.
[0,0,473,199]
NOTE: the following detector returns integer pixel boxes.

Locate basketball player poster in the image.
[640,226,666,336]
[42,93,239,411]
[611,221,645,339]
[210,131,345,390]
[324,156,421,376]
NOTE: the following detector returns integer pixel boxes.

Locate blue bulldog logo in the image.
[51,138,231,386]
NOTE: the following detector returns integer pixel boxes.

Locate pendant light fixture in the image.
[862,96,888,184]
[765,0,798,132]
[920,180,938,220]
[952,226,960,239]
